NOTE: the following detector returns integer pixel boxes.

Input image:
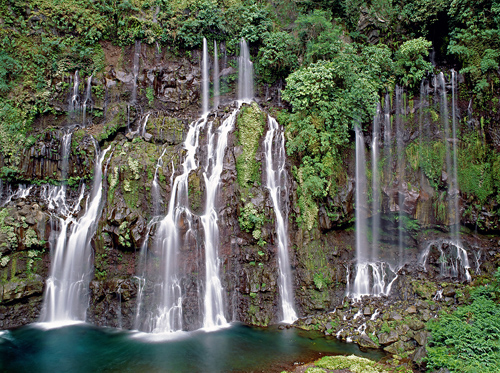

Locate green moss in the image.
[235,102,265,190]
[123,178,140,209]
[188,172,202,212]
[96,104,127,143]
[0,208,18,250]
[406,140,445,190]
[314,355,390,373]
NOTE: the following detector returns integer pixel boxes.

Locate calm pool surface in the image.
[0,322,384,372]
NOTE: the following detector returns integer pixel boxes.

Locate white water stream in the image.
[264,116,297,323]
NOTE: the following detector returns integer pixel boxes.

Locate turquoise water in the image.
[0,323,383,372]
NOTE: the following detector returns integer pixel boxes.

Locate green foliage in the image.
[406,140,446,189]
[175,0,226,48]
[313,272,328,290]
[395,37,433,88]
[146,87,155,106]
[256,32,299,83]
[447,0,500,104]
[458,130,495,204]
[238,202,264,238]
[425,272,500,372]
[282,41,392,228]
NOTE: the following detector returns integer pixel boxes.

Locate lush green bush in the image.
[447,0,500,103]
[425,268,500,372]
[395,37,433,88]
[256,31,299,83]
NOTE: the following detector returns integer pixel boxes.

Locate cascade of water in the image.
[395,86,405,267]
[202,38,210,115]
[131,40,141,104]
[238,39,254,102]
[419,239,471,281]
[450,71,460,245]
[140,113,151,137]
[213,41,220,109]
[149,116,207,333]
[419,80,428,188]
[82,75,93,126]
[42,130,74,216]
[201,108,239,330]
[371,105,381,263]
[351,125,370,298]
[264,115,297,323]
[2,184,33,207]
[152,148,168,217]
[40,142,111,323]
[383,92,392,192]
[68,71,80,119]
[437,72,470,280]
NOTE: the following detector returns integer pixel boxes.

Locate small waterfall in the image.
[40,142,111,323]
[202,38,210,115]
[371,105,381,263]
[82,75,93,126]
[131,40,141,104]
[149,116,207,333]
[264,116,297,323]
[420,239,471,281]
[238,39,254,102]
[213,40,220,109]
[351,125,370,298]
[68,71,80,119]
[151,148,168,217]
[201,108,239,330]
[140,113,151,137]
[2,184,33,207]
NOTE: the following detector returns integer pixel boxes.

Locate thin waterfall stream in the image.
[264,115,297,323]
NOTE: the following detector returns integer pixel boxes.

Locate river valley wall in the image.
[1,42,499,368]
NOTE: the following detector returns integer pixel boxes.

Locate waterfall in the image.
[202,38,210,115]
[68,71,80,120]
[201,108,239,330]
[131,40,141,104]
[450,71,461,245]
[213,41,220,109]
[351,125,370,298]
[264,116,297,323]
[438,72,471,281]
[395,86,405,267]
[151,148,168,217]
[350,122,398,299]
[82,75,93,126]
[371,105,381,263]
[140,113,151,137]
[149,116,207,333]
[40,142,111,323]
[238,39,253,102]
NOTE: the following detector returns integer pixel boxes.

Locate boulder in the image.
[357,333,379,349]
[378,330,399,345]
[384,340,405,354]
[405,305,417,314]
[414,330,429,346]
[412,346,427,364]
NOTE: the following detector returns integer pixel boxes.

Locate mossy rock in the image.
[235,102,265,190]
[314,355,390,373]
